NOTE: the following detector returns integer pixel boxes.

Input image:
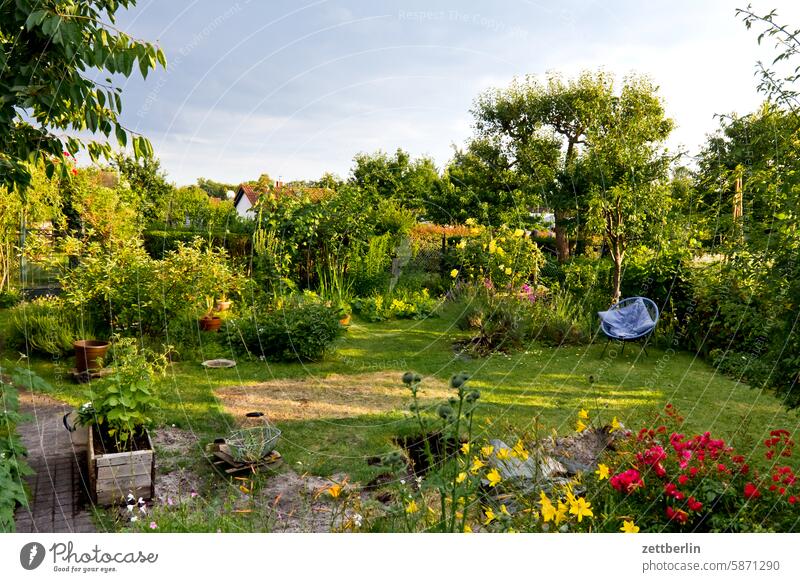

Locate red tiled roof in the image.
[235,183,333,207]
[235,184,260,206]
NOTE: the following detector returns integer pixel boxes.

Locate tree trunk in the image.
[611,245,623,303]
[554,210,569,263]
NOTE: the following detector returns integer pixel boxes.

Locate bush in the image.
[0,289,21,308]
[9,296,87,356]
[452,283,590,355]
[352,289,440,322]
[60,239,244,338]
[142,230,251,260]
[227,296,343,362]
[591,405,800,532]
[445,225,544,289]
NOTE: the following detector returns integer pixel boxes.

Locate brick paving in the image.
[14,392,97,533]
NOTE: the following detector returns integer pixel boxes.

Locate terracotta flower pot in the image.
[199,315,222,332]
[339,314,351,326]
[74,340,110,373]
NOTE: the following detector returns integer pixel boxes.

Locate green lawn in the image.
[3,306,798,483]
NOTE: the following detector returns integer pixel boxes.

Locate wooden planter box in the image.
[87,426,155,506]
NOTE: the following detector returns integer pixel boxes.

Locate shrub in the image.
[142,230,251,260]
[452,283,590,355]
[9,296,87,356]
[591,405,800,532]
[352,289,440,322]
[0,289,21,308]
[60,239,244,337]
[227,295,343,362]
[446,225,544,289]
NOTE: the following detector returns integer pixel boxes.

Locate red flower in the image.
[678,474,689,485]
[610,469,644,494]
[717,463,727,472]
[687,497,703,512]
[666,506,688,524]
[743,482,761,500]
[71,168,78,175]
[789,496,797,505]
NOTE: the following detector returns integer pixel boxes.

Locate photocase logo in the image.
[20,542,46,570]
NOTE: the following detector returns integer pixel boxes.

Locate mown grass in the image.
[2,305,798,484]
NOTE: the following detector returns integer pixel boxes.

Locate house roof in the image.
[234,183,333,208]
[233,184,261,207]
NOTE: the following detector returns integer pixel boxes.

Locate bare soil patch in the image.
[215,371,451,422]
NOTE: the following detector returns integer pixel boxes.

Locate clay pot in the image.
[199,315,222,332]
[339,314,352,326]
[215,300,232,312]
[74,340,110,373]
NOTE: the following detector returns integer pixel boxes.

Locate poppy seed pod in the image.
[402,372,415,384]
[438,404,454,419]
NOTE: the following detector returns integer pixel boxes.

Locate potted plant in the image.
[337,301,352,326]
[73,339,110,374]
[199,296,222,332]
[75,338,167,506]
[215,292,232,312]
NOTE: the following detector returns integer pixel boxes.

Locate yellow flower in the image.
[486,468,502,487]
[456,472,467,484]
[450,269,459,278]
[457,239,467,249]
[470,458,485,474]
[504,267,512,276]
[463,524,473,533]
[568,497,594,522]
[578,408,589,420]
[488,240,497,254]
[496,448,511,460]
[326,484,342,498]
[481,445,494,457]
[513,228,524,238]
[555,501,568,524]
[500,504,510,516]
[460,443,471,455]
[483,508,496,525]
[610,417,621,432]
[595,463,610,480]
[620,520,640,533]
[405,500,419,514]
[539,491,557,523]
[576,419,587,433]
[511,440,529,461]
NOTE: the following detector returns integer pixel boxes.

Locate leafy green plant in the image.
[80,338,167,451]
[352,288,439,322]
[9,296,87,356]
[0,367,51,532]
[227,295,343,362]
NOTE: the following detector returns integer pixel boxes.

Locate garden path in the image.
[13,391,96,533]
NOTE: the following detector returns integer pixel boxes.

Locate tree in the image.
[349,148,440,214]
[114,153,173,224]
[581,76,674,301]
[196,177,236,200]
[431,136,556,226]
[0,1,165,194]
[472,71,614,261]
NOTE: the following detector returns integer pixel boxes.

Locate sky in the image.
[110,0,800,186]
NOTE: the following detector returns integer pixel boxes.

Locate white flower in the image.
[353,513,363,527]
[126,504,134,513]
[130,516,138,523]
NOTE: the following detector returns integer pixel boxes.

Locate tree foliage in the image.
[0,0,165,193]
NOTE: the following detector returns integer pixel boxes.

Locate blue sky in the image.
[112,0,800,185]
